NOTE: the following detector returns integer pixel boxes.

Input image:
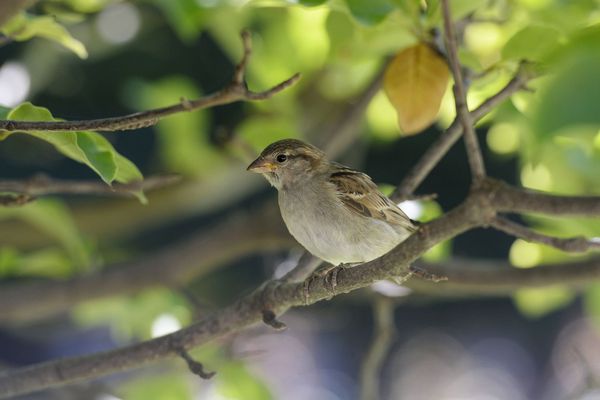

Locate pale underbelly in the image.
[282,206,407,265]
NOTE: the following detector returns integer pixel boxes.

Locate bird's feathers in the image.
[328,165,416,233]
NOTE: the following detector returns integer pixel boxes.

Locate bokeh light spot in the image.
[151,313,181,338]
[487,122,520,155]
[0,62,31,107]
[510,239,542,268]
[96,3,141,44]
[465,23,503,58]
[521,163,553,191]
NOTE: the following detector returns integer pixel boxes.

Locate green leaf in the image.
[502,25,563,62]
[0,247,73,278]
[0,105,10,119]
[121,373,191,400]
[6,102,143,189]
[218,361,273,400]
[0,199,91,270]
[584,283,600,328]
[513,286,574,318]
[345,0,394,26]
[124,76,220,178]
[2,13,87,58]
[532,26,600,142]
[145,0,202,41]
[74,288,191,340]
[300,0,328,5]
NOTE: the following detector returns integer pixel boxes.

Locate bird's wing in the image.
[328,165,417,232]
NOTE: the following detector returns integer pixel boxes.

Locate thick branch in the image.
[0,31,300,133]
[409,257,600,295]
[488,179,600,217]
[392,66,532,202]
[359,297,395,400]
[441,0,486,182]
[0,174,180,198]
[0,181,599,396]
[1,179,598,323]
[491,216,600,253]
[0,191,484,398]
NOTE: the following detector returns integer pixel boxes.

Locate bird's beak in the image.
[247,157,276,173]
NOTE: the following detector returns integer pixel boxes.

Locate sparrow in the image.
[247,139,417,270]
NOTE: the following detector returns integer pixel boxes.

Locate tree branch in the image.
[491,216,600,253]
[391,65,532,202]
[359,296,395,400]
[409,257,600,295]
[488,179,600,217]
[0,31,300,133]
[0,189,483,398]
[0,174,180,199]
[0,179,598,323]
[0,180,599,396]
[441,0,486,183]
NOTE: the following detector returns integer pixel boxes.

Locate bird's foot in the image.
[303,263,349,304]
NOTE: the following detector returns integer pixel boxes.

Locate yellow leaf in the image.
[383,43,449,135]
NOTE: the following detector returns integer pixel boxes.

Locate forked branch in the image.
[441,0,486,182]
[0,31,300,133]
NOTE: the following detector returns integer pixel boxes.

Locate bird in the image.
[247,139,417,278]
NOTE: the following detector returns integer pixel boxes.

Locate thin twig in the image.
[491,216,600,253]
[359,296,396,400]
[0,31,300,133]
[176,347,215,380]
[391,66,532,202]
[261,310,287,331]
[441,0,486,182]
[0,174,180,198]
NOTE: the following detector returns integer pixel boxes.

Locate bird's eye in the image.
[276,154,287,163]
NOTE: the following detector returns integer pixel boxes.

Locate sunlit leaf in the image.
[217,361,273,400]
[5,103,144,192]
[0,199,91,270]
[532,26,600,143]
[74,289,191,340]
[124,76,221,177]
[584,283,600,328]
[502,25,562,62]
[299,0,328,6]
[120,372,191,400]
[0,247,73,278]
[2,12,87,58]
[383,43,450,134]
[238,114,299,155]
[514,286,574,318]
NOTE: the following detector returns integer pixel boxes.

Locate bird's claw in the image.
[303,264,346,304]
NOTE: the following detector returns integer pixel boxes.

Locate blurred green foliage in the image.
[1,0,600,397]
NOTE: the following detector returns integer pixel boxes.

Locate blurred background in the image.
[0,0,599,399]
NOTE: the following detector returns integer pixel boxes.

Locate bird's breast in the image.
[277,186,407,265]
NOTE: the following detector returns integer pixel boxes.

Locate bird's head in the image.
[247,139,327,190]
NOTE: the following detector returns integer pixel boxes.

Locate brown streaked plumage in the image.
[247,139,416,265]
